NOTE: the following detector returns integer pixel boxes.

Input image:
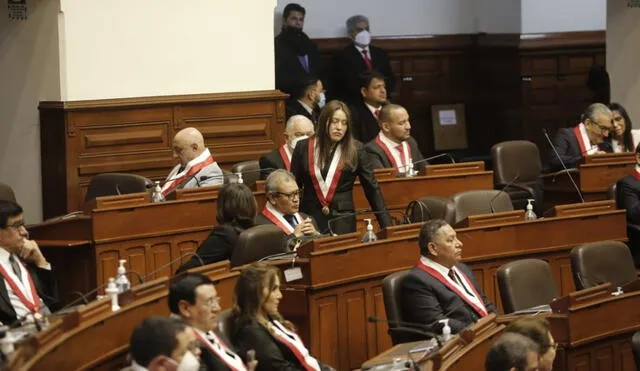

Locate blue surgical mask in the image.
[317,92,326,109]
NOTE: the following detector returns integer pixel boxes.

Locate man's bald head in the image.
[172,127,206,166]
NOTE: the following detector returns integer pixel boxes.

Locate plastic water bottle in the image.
[151,181,165,203]
[115,259,131,293]
[439,319,451,342]
[524,199,537,221]
[105,278,120,311]
[361,219,378,243]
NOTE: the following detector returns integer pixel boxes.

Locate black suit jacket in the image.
[0,261,58,326]
[274,32,322,95]
[333,44,395,104]
[231,321,331,371]
[617,175,640,224]
[349,100,380,143]
[176,224,246,274]
[400,262,497,337]
[285,100,315,125]
[259,149,287,180]
[548,127,612,171]
[290,139,391,235]
[364,136,424,172]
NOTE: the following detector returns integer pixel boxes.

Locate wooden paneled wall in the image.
[39,90,288,219]
[316,31,605,160]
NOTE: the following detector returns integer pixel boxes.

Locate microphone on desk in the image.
[367,316,442,347]
[543,128,585,203]
[399,153,456,174]
[324,209,395,236]
[490,173,520,213]
[403,200,433,224]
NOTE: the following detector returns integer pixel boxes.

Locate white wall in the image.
[608,0,640,127]
[0,0,61,223]
[59,0,277,101]
[274,0,477,38]
[521,0,606,33]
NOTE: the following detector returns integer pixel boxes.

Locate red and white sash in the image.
[269,320,321,371]
[308,137,343,210]
[633,166,640,180]
[573,123,596,156]
[415,259,488,317]
[161,148,216,196]
[279,145,292,171]
[375,133,412,173]
[0,258,40,314]
[261,203,302,235]
[195,331,247,371]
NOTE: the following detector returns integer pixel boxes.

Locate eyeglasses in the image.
[3,221,25,230]
[589,120,612,133]
[204,297,221,307]
[274,190,301,201]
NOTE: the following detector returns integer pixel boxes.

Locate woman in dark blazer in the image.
[290,100,391,235]
[227,263,334,371]
[176,183,256,273]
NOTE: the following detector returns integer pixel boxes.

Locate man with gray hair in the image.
[255,169,319,238]
[548,103,614,171]
[333,14,394,104]
[259,115,315,179]
[162,127,223,196]
[485,332,540,371]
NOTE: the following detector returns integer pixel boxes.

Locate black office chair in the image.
[230,225,287,267]
[497,259,558,314]
[407,196,456,225]
[85,173,153,202]
[231,160,261,189]
[450,190,514,225]
[382,270,411,345]
[570,241,637,290]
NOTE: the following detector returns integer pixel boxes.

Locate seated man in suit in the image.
[161,127,224,197]
[548,103,613,171]
[259,115,315,179]
[400,219,497,336]
[255,170,319,242]
[169,273,255,371]
[349,70,388,143]
[0,200,58,326]
[364,103,424,175]
[128,316,201,371]
[616,142,640,263]
[275,3,322,96]
[333,14,395,104]
[285,78,325,125]
[485,333,540,371]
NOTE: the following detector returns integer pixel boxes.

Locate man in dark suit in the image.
[274,3,322,96]
[400,219,497,337]
[169,273,254,371]
[0,200,58,326]
[333,15,395,104]
[548,103,614,171]
[285,78,325,124]
[349,70,388,143]
[364,103,424,175]
[616,143,640,264]
[259,115,315,179]
[255,170,319,244]
[485,333,541,371]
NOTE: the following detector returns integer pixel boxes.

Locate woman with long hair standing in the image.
[177,183,256,273]
[227,263,334,371]
[290,100,391,235]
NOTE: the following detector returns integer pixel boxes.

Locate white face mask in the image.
[317,92,326,109]
[290,135,309,149]
[173,351,200,371]
[354,30,371,47]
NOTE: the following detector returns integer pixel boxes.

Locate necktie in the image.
[374,108,380,118]
[298,55,309,72]
[9,255,22,282]
[284,214,297,228]
[362,49,373,70]
[395,144,406,169]
[448,269,474,297]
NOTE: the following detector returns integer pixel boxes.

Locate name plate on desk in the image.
[296,232,361,257]
[83,192,149,212]
[174,185,221,200]
[373,168,398,180]
[544,200,617,218]
[456,210,525,228]
[424,161,485,176]
[582,152,635,165]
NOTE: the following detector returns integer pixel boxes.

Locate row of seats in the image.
[382,240,637,344]
[409,190,513,226]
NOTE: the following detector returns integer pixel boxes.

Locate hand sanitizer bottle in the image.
[151,181,165,203]
[524,199,537,220]
[115,259,131,293]
[439,319,451,342]
[105,277,120,311]
[361,219,378,243]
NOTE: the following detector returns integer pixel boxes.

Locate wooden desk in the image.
[543,152,634,204]
[278,202,626,370]
[9,261,237,371]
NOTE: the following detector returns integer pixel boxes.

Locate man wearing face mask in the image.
[128,316,201,371]
[259,115,315,179]
[285,78,325,124]
[275,3,322,96]
[333,14,395,104]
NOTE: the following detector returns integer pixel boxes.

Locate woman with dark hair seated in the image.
[504,317,557,371]
[177,183,256,273]
[227,263,334,371]
[608,103,635,152]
